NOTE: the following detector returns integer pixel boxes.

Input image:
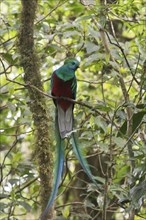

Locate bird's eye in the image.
[72,62,75,65]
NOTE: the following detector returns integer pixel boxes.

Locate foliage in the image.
[0,0,146,219]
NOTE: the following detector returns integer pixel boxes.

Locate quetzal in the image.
[41,58,97,219]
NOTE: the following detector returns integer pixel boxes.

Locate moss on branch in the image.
[19,0,54,219]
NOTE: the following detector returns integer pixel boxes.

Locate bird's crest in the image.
[64,58,80,66]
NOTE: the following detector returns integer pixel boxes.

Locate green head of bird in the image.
[64,58,80,71]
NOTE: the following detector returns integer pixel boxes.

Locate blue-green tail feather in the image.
[71,132,98,187]
[41,113,64,219]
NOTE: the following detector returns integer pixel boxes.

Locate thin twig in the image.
[105,31,140,85]
[28,84,104,116]
[35,0,68,24]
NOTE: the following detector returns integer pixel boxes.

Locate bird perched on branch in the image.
[41,58,97,219]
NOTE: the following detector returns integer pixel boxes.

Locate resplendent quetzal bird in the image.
[41,58,97,219]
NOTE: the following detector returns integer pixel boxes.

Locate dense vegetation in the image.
[1,0,146,219]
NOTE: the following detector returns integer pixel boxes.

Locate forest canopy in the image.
[0,0,146,220]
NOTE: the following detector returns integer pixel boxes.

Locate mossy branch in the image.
[19,0,54,219]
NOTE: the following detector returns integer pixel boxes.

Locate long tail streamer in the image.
[71,132,98,187]
[41,114,64,219]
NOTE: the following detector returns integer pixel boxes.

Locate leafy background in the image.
[0,0,146,219]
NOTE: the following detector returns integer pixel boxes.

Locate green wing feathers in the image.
[71,76,77,99]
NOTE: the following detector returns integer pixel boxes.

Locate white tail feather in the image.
[57,104,73,139]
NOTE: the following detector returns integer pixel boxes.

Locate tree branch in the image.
[19,1,54,219]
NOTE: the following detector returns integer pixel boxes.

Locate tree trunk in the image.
[19,0,54,219]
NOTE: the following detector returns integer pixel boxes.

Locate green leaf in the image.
[130,180,146,199]
[114,165,129,183]
[0,194,9,199]
[0,203,7,211]
[94,116,107,133]
[117,111,146,137]
[88,26,100,38]
[0,213,8,220]
[84,53,104,66]
[19,201,31,211]
[84,200,95,208]
[89,115,94,128]
[76,15,93,22]
[95,176,105,184]
[113,137,126,148]
[85,41,99,54]
[64,30,80,38]
[62,206,70,218]
[98,142,109,153]
[9,178,19,185]
[95,103,111,112]
[2,53,17,65]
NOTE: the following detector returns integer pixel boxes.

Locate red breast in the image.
[52,73,74,111]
